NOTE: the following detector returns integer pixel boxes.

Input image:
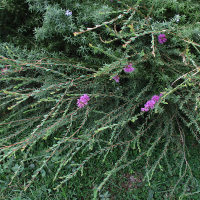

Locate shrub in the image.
[0,0,200,199]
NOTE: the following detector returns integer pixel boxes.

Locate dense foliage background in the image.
[0,0,200,199]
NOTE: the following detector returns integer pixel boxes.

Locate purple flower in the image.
[65,10,72,16]
[124,63,135,73]
[80,94,90,102]
[145,100,156,109]
[112,75,120,83]
[77,94,90,108]
[141,93,162,112]
[141,107,149,112]
[158,34,167,44]
[151,95,160,103]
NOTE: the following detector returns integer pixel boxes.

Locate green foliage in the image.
[0,0,200,199]
[0,0,117,64]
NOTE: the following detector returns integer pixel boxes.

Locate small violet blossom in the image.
[124,63,135,73]
[65,10,72,16]
[158,34,167,44]
[112,75,120,83]
[141,93,163,112]
[77,94,90,108]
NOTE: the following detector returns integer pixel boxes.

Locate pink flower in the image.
[141,107,149,112]
[124,63,135,73]
[158,34,167,44]
[112,75,120,83]
[77,94,90,108]
[151,95,160,103]
[145,100,156,109]
[141,93,162,112]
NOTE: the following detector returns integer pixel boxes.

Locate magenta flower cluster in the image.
[112,63,135,83]
[158,34,167,44]
[141,94,163,112]
[77,94,90,108]
[124,63,135,73]
[112,75,120,83]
